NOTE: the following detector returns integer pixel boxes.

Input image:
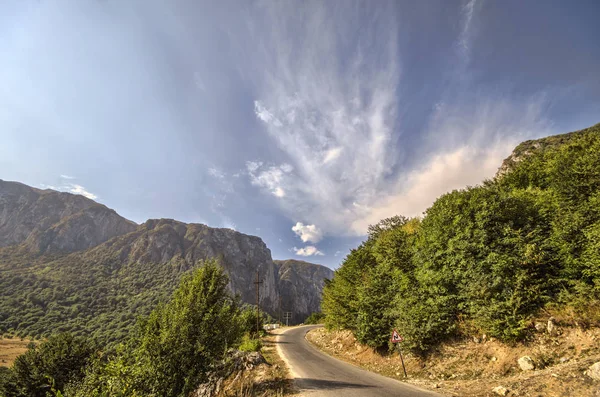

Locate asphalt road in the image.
[276,325,443,397]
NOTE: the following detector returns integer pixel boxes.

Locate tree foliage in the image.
[323,123,600,354]
[0,334,95,397]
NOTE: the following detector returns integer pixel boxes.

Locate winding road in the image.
[276,325,442,396]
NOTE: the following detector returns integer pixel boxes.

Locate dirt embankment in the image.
[201,331,296,397]
[306,325,600,397]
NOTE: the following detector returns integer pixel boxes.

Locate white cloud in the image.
[293,246,324,256]
[60,174,75,179]
[254,101,282,127]
[322,147,342,164]
[66,184,98,200]
[208,167,225,179]
[292,222,323,243]
[41,183,97,200]
[246,161,293,198]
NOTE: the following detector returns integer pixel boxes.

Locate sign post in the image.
[390,329,407,378]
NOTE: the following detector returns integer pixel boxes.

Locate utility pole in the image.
[253,270,263,336]
[278,296,282,325]
[283,311,292,326]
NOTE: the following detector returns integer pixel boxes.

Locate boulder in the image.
[518,356,535,371]
[585,361,600,380]
[492,386,509,396]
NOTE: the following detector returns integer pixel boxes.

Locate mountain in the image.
[0,180,331,343]
[0,180,137,253]
[274,259,334,324]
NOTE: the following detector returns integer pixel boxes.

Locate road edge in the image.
[303,327,447,396]
[275,327,301,380]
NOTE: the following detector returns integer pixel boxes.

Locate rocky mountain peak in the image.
[0,179,137,253]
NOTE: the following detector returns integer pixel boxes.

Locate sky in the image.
[1,0,599,268]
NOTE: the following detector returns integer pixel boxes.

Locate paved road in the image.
[276,325,442,396]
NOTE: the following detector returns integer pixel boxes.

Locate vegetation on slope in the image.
[322,123,600,355]
[0,219,275,345]
[0,260,264,397]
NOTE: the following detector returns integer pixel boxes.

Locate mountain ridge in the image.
[0,180,331,342]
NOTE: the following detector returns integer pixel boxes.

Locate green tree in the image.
[2,334,95,397]
[72,260,244,397]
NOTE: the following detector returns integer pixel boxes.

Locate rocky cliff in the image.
[274,259,334,323]
[78,218,280,316]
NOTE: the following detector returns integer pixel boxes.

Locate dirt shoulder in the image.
[306,326,600,396]
[211,331,297,396]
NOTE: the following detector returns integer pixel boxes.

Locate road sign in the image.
[390,329,403,343]
[390,329,408,378]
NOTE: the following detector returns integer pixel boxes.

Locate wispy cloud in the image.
[292,222,323,243]
[458,0,480,56]
[60,174,75,180]
[293,246,324,256]
[243,2,400,235]
[242,1,550,236]
[208,167,225,179]
[254,101,282,127]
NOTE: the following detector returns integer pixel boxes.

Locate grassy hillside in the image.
[322,122,600,354]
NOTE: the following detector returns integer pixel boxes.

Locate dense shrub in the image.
[323,123,600,354]
[0,334,95,397]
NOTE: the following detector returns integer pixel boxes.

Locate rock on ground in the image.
[492,385,509,396]
[585,361,600,380]
[518,356,535,371]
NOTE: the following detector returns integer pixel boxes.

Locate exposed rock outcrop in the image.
[81,218,281,316]
[495,123,599,178]
[274,259,334,323]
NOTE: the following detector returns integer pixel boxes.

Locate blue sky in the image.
[1,0,599,268]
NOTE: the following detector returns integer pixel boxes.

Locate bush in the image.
[1,333,95,397]
[238,334,262,352]
[304,312,325,324]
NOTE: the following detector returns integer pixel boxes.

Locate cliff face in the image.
[81,218,280,316]
[274,259,334,323]
[0,180,137,253]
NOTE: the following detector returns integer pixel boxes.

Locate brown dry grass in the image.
[307,325,600,397]
[0,337,31,367]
